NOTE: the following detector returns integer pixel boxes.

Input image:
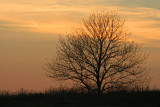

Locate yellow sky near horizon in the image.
[0,0,160,92]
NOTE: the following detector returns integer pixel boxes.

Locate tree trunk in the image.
[97,79,102,95]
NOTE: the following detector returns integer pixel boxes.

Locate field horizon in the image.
[0,88,160,107]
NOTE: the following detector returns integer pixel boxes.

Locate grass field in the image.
[0,89,160,107]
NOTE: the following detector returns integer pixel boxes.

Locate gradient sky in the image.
[0,0,160,92]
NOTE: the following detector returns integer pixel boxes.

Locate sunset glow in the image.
[0,0,160,92]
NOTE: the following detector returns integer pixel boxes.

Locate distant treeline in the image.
[0,88,160,107]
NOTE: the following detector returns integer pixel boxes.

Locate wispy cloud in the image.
[0,0,160,47]
[116,0,160,10]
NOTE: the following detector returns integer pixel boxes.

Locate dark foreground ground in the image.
[0,90,160,107]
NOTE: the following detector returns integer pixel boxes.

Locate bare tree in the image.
[45,12,149,94]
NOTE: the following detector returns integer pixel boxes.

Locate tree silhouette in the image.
[45,12,149,94]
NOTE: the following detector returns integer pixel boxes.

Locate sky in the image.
[0,0,160,92]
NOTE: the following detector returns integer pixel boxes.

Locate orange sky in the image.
[0,0,160,92]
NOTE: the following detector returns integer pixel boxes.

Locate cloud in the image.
[116,0,160,10]
[118,7,160,46]
[0,0,160,47]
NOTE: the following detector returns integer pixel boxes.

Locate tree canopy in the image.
[45,12,149,94]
